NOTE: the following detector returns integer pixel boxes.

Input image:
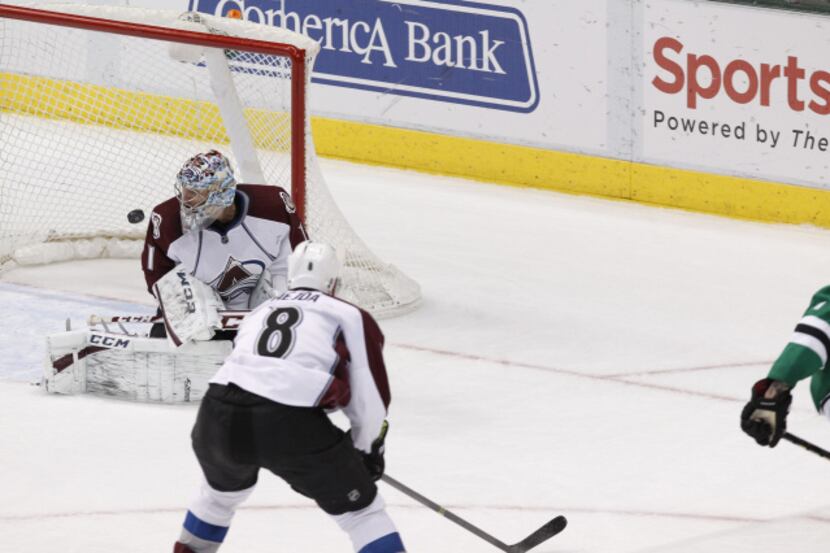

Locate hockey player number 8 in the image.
[256,307,303,359]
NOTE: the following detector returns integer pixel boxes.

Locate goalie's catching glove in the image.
[360,420,389,481]
[740,378,792,447]
[152,265,224,346]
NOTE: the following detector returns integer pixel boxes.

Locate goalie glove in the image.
[247,269,288,309]
[740,378,792,447]
[152,265,224,347]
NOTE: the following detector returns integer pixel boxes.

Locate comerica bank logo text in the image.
[189,0,540,112]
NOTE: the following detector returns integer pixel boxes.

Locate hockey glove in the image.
[740,378,792,447]
[361,420,389,482]
[152,265,223,346]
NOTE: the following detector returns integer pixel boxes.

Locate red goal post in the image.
[0,4,421,317]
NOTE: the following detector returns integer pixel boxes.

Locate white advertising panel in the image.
[641,0,830,188]
[5,0,611,154]
[9,0,830,191]
[184,0,610,153]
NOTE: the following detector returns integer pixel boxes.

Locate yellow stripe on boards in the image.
[1,73,227,140]
[631,163,830,227]
[312,117,830,228]
[0,73,290,151]
[312,117,632,198]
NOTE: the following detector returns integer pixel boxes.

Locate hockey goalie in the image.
[43,150,306,402]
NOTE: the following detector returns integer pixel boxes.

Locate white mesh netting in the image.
[0,4,420,317]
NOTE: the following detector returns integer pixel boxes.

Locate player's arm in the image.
[142,202,181,295]
[265,230,294,295]
[340,309,391,455]
[247,187,308,307]
[766,287,830,386]
[247,228,293,308]
[276,186,308,249]
[741,286,830,446]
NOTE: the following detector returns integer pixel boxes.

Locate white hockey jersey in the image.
[210,289,391,453]
[142,185,306,310]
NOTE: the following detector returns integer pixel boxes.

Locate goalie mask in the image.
[287,241,341,295]
[175,150,237,231]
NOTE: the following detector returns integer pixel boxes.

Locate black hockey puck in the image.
[127,209,145,224]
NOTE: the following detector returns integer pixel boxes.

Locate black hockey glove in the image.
[740,378,792,447]
[361,420,389,482]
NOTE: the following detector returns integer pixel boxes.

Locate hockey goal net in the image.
[0,4,420,317]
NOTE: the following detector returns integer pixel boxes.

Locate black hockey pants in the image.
[191,383,377,515]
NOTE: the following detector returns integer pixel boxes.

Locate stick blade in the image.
[509,516,568,553]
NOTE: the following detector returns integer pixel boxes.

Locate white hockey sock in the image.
[331,494,405,553]
[179,478,256,549]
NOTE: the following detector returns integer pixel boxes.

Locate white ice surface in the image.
[3,158,830,552]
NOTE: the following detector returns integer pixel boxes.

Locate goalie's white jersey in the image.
[142,184,307,310]
[210,289,391,453]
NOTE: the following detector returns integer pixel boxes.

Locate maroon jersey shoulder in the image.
[331,294,386,347]
[359,308,385,348]
[147,196,184,251]
[330,295,389,407]
[238,183,306,247]
[319,297,389,409]
[238,184,295,224]
[142,197,183,294]
[359,307,390,408]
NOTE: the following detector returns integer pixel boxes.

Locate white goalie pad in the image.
[153,265,224,347]
[44,329,231,402]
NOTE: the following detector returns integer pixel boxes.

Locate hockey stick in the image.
[87,311,250,329]
[87,314,160,325]
[381,474,567,553]
[782,432,830,461]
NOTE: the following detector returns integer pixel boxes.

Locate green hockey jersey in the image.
[768,285,830,411]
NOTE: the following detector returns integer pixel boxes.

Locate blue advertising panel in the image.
[189,0,539,112]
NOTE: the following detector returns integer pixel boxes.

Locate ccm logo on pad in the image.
[89,334,131,348]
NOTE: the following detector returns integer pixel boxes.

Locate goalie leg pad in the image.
[43,330,89,394]
[45,330,232,402]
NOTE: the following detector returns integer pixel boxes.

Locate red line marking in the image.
[393,343,746,403]
[609,378,743,402]
[0,503,772,525]
[605,360,773,378]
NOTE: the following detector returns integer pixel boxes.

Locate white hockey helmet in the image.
[287,241,342,295]
[175,150,237,231]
